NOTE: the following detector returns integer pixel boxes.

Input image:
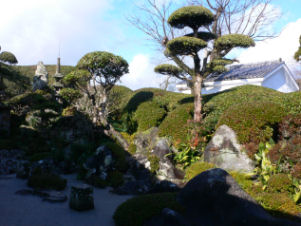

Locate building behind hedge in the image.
[176,60,300,94]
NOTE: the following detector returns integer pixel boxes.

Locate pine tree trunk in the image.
[193,74,202,123]
[95,90,129,150]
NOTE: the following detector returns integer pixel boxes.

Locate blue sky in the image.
[0,0,300,90]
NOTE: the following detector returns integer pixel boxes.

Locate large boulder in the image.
[178,168,299,226]
[204,125,254,172]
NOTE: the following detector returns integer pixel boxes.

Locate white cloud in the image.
[236,18,301,78]
[119,54,164,90]
[0,0,114,65]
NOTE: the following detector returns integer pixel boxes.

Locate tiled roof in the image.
[205,61,284,82]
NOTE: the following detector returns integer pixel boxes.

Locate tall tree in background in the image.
[155,6,254,122]
[63,51,130,149]
[129,0,277,123]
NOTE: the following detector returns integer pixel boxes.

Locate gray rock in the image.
[178,168,300,226]
[33,61,48,91]
[83,145,113,180]
[204,125,255,172]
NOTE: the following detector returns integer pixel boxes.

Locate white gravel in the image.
[0,174,132,226]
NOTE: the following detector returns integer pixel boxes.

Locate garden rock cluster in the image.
[115,128,182,194]
[204,125,255,172]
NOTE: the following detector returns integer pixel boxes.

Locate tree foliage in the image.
[0,51,18,65]
[77,51,129,92]
[66,51,130,150]
[294,35,301,62]
[154,4,255,123]
[167,6,214,29]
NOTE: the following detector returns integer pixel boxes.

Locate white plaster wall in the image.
[262,68,294,93]
[203,81,262,94]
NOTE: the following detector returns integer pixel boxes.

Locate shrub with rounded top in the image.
[158,103,193,145]
[113,192,184,226]
[167,36,207,55]
[217,101,285,144]
[215,34,255,51]
[134,101,166,132]
[0,51,18,64]
[168,6,214,29]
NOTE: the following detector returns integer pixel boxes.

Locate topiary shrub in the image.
[158,103,193,145]
[113,192,184,226]
[217,101,285,144]
[27,172,67,190]
[134,101,166,132]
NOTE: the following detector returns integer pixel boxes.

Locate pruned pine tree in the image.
[154,6,255,123]
[63,51,130,149]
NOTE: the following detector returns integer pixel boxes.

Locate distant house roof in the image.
[205,61,284,82]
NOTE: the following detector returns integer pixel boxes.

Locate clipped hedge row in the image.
[216,101,285,144]
[158,103,194,145]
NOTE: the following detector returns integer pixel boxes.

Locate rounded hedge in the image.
[158,103,193,145]
[113,192,184,226]
[0,51,18,64]
[134,101,167,132]
[215,34,255,51]
[168,6,214,29]
[154,64,183,76]
[167,36,207,55]
[216,101,285,144]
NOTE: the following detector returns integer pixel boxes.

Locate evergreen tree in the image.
[154,6,254,123]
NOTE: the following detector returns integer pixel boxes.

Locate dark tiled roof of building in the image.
[205,61,284,82]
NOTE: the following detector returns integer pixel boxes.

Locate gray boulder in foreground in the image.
[204,125,255,172]
[177,168,300,226]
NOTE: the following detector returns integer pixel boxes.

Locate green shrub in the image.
[113,192,184,226]
[217,101,285,144]
[27,173,67,190]
[107,171,124,188]
[256,192,301,217]
[266,174,294,193]
[134,101,166,132]
[158,103,193,145]
[104,142,129,172]
[185,161,215,181]
[148,155,160,173]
